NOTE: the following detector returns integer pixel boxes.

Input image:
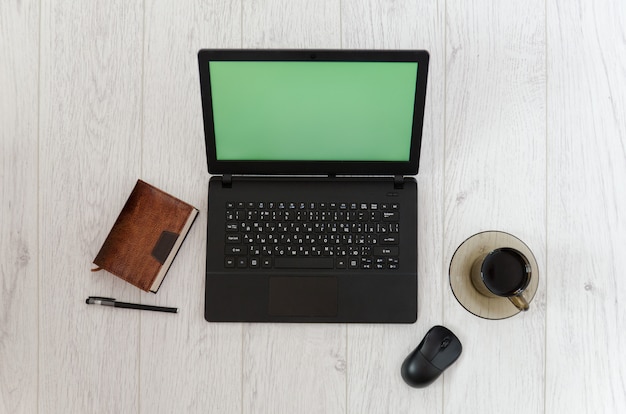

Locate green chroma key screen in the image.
[209,61,418,161]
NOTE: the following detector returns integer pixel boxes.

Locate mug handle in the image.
[508,294,529,311]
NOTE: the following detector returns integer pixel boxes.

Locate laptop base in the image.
[205,176,418,323]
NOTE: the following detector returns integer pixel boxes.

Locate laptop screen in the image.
[208,61,417,162]
[198,50,429,175]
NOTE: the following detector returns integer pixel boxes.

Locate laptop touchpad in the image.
[269,277,338,317]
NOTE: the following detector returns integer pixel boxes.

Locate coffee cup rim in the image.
[481,247,532,297]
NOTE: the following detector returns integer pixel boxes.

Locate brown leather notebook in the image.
[93,180,199,293]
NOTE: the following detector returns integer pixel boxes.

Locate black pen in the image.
[86,296,178,313]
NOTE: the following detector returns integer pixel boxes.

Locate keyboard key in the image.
[249,245,260,256]
[226,234,241,243]
[382,211,399,221]
[226,246,245,255]
[381,234,399,244]
[274,257,334,269]
[374,246,399,256]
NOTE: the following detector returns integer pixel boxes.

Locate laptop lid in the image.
[198,49,429,176]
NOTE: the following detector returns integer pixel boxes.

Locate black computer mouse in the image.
[401,325,462,388]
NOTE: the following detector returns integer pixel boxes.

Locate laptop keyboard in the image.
[224,201,400,270]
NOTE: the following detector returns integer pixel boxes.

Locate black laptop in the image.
[198,49,429,323]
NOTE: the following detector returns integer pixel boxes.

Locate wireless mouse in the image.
[401,325,462,388]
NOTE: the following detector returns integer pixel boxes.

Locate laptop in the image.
[198,49,429,323]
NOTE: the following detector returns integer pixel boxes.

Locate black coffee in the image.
[481,248,530,296]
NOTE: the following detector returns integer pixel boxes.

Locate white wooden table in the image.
[2,1,625,413]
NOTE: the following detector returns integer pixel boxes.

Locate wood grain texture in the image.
[140,1,242,413]
[0,1,39,413]
[243,324,346,414]
[443,1,546,413]
[546,1,626,412]
[341,1,445,412]
[38,0,143,412]
[2,1,626,413]
[243,0,341,49]
[241,2,345,413]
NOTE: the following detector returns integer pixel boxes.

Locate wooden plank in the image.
[341,0,445,412]
[240,2,346,413]
[443,1,546,413]
[140,1,242,412]
[546,1,626,412]
[0,1,39,413]
[243,0,340,49]
[38,1,143,412]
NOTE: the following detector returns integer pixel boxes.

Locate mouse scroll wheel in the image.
[440,337,451,348]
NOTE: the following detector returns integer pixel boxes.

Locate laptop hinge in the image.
[394,175,404,189]
[222,174,232,188]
